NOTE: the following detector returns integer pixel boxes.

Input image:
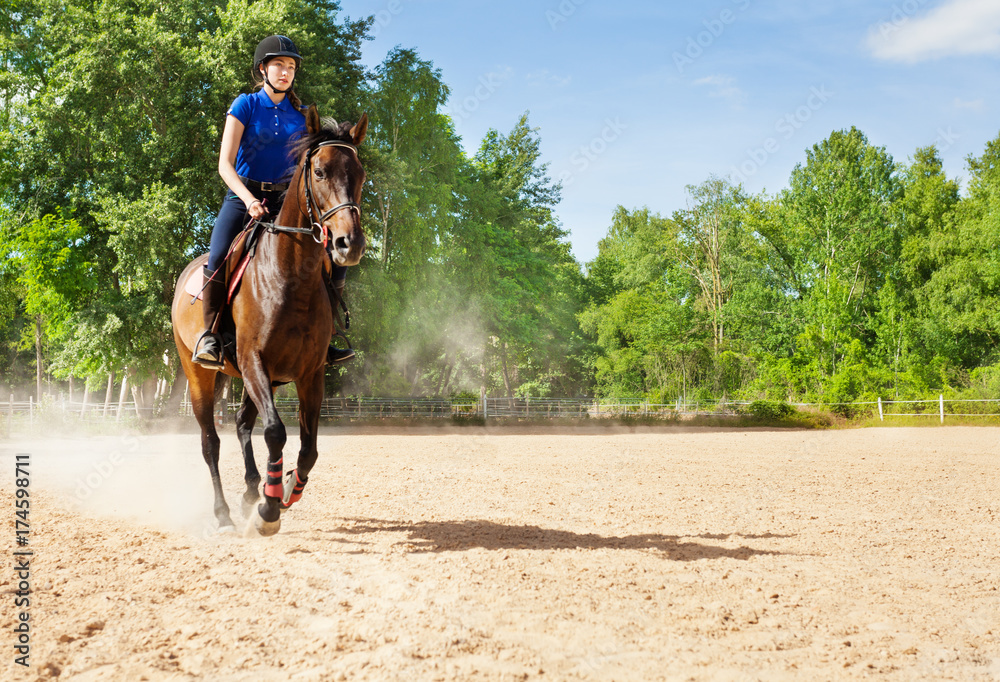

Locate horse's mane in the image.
[290,117,356,161]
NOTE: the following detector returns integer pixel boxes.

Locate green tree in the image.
[882,146,961,394]
[671,176,753,355]
[910,135,1000,374]
[1,0,367,393]
[782,127,902,390]
[452,113,583,398]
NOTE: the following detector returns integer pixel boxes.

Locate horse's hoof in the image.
[218,523,237,536]
[252,505,281,537]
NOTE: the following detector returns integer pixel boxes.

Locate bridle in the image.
[262,140,361,244]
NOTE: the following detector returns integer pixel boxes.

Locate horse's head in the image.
[292,107,368,266]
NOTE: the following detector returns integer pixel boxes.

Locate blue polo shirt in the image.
[228,89,307,184]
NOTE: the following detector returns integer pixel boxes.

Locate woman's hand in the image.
[247,199,267,221]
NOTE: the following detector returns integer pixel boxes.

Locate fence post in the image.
[940,394,945,424]
[29,396,33,429]
[878,397,883,422]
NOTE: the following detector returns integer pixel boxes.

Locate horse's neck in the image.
[256,171,326,287]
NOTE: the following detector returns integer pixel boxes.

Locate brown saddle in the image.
[184,227,258,303]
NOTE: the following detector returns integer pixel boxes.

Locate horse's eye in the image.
[314,168,326,180]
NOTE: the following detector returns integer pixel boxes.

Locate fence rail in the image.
[4,394,1000,432]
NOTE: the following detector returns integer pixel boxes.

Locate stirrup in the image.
[327,347,355,364]
[327,330,355,364]
[192,331,225,370]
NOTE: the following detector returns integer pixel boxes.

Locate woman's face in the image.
[262,56,297,90]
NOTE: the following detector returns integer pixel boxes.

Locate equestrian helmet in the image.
[253,35,302,73]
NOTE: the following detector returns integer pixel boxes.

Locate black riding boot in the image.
[192,266,226,370]
[326,278,356,364]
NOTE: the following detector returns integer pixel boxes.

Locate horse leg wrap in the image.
[282,469,307,507]
[264,458,284,498]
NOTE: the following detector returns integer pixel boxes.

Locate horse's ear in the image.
[305,104,320,134]
[350,113,368,146]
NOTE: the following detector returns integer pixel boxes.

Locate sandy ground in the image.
[1,426,999,681]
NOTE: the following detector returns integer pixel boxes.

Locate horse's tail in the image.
[213,373,229,405]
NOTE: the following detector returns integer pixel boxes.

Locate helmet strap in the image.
[263,75,291,95]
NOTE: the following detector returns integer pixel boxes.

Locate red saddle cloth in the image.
[184,228,257,303]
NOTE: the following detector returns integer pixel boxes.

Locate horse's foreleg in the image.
[235,388,261,518]
[284,369,324,508]
[241,360,285,536]
[189,367,234,531]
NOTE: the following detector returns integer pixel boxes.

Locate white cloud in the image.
[693,75,746,109]
[525,69,573,88]
[868,0,1000,62]
[954,97,986,111]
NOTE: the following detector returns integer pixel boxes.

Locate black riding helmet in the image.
[253,35,301,93]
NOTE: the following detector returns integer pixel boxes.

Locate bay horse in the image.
[171,108,367,536]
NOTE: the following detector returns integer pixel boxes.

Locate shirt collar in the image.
[255,88,292,111]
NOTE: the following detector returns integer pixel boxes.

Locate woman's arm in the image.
[218,114,267,220]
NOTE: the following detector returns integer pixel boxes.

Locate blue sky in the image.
[343,0,1000,263]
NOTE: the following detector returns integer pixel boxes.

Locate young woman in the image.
[192,34,354,369]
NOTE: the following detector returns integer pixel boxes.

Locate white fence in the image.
[3,394,1000,432]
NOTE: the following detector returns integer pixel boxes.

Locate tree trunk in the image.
[162,364,187,416]
[103,372,115,417]
[500,343,514,399]
[34,315,43,400]
[116,372,129,422]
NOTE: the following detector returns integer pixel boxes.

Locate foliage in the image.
[580,127,1000,409]
[743,400,795,421]
[5,4,1000,409]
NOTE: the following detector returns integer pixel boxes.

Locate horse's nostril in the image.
[335,236,350,253]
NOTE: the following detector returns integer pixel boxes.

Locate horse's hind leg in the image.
[188,365,235,531]
[284,369,325,508]
[235,388,261,517]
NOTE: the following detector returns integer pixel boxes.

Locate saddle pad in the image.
[183,251,253,303]
[183,227,258,302]
[183,267,205,301]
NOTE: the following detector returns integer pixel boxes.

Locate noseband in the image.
[263,139,361,244]
[303,140,361,227]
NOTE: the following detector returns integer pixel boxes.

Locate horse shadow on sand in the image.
[314,519,789,562]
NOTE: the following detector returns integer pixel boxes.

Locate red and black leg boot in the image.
[264,457,284,500]
[282,470,307,509]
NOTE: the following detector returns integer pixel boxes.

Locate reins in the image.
[258,139,361,244]
[192,138,360,321]
[254,138,358,336]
